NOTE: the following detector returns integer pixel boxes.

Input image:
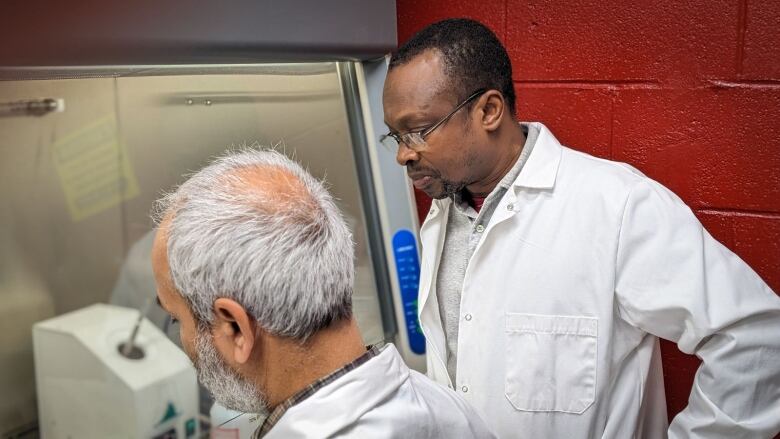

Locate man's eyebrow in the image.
[383,119,401,133]
[385,113,430,134]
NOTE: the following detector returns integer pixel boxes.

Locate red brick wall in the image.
[396,0,780,425]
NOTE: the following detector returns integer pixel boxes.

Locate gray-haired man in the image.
[151,149,494,438]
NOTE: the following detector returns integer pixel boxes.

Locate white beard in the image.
[193,328,270,417]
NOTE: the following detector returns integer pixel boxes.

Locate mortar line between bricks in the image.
[736,0,748,77]
[697,208,780,219]
[514,80,661,90]
[707,79,780,89]
[609,94,615,160]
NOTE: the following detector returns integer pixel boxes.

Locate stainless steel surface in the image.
[337,61,398,340]
[0,63,343,81]
[1,0,396,66]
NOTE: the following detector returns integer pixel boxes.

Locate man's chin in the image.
[420,184,448,200]
[426,185,459,200]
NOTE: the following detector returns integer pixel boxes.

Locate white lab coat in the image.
[417,122,780,439]
[263,343,495,438]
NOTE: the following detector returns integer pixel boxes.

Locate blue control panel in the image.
[391,230,425,354]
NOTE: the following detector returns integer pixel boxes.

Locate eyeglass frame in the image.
[380,88,487,152]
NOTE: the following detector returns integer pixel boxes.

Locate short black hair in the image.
[390,18,516,116]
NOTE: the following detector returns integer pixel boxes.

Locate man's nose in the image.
[395,142,419,166]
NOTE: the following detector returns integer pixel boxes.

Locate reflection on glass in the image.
[0,64,383,436]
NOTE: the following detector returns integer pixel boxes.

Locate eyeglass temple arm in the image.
[421,88,487,139]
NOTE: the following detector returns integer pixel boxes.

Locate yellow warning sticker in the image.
[52,116,139,221]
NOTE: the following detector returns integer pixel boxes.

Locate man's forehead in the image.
[385,51,448,101]
[151,221,170,266]
[151,222,175,291]
[151,225,183,313]
[383,52,455,127]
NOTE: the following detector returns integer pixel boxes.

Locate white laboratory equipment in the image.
[33,304,199,439]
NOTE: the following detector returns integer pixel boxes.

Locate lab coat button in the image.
[507,203,514,211]
[464,313,472,321]
[461,385,469,393]
[475,224,485,233]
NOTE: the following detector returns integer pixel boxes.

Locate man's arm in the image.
[614,179,780,439]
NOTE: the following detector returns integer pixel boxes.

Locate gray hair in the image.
[155,148,354,341]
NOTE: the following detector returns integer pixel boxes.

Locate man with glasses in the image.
[382,18,780,439]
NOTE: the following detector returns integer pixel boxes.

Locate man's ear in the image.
[477,90,505,132]
[212,298,257,364]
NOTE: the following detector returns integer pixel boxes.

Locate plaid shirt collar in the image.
[253,344,383,438]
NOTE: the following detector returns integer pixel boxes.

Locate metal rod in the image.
[122,298,152,357]
[0,98,64,117]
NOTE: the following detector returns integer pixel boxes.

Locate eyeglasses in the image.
[380,88,486,152]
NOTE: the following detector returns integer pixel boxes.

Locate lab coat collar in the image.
[263,344,409,438]
[418,200,449,327]
[426,122,562,217]
[512,122,562,190]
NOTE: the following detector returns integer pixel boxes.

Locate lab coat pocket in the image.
[504,313,597,414]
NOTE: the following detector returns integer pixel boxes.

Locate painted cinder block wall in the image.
[396,0,780,423]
